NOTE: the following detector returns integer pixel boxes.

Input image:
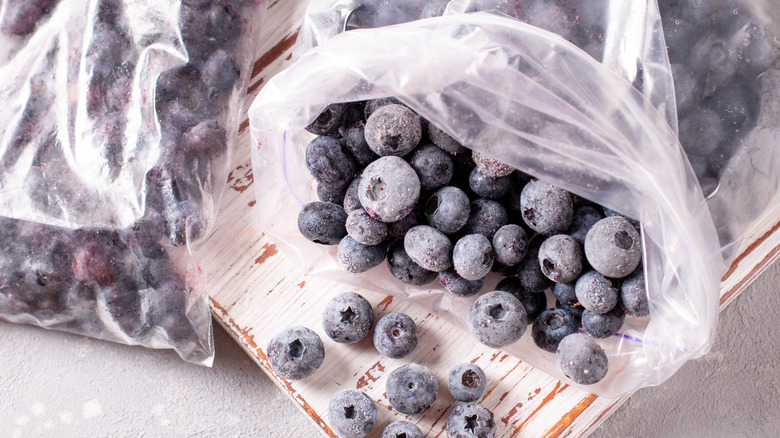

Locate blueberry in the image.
[621,268,649,317]
[469,168,512,199]
[582,306,625,338]
[448,363,487,402]
[575,270,619,314]
[147,280,198,346]
[538,235,583,284]
[463,199,508,239]
[358,156,421,222]
[72,240,115,287]
[344,121,380,166]
[468,290,528,348]
[532,308,579,353]
[328,390,376,438]
[492,224,528,266]
[409,144,454,190]
[337,236,387,273]
[566,205,604,245]
[404,225,453,272]
[364,104,421,157]
[517,238,553,293]
[494,277,546,323]
[343,174,363,213]
[382,421,423,438]
[346,209,387,246]
[552,282,577,305]
[387,241,438,286]
[427,123,465,155]
[267,327,325,380]
[386,207,422,240]
[306,135,358,190]
[297,201,348,245]
[601,207,640,231]
[0,0,58,36]
[363,97,402,120]
[425,186,471,234]
[420,0,449,19]
[386,363,438,415]
[556,333,608,385]
[180,3,243,62]
[453,234,494,281]
[584,216,642,279]
[200,49,240,95]
[181,119,227,159]
[556,300,584,328]
[446,403,496,438]
[732,21,778,79]
[520,179,573,235]
[670,62,701,115]
[438,269,484,297]
[346,1,420,30]
[373,312,418,359]
[471,150,514,177]
[679,109,724,156]
[317,183,347,205]
[306,103,350,136]
[322,292,374,344]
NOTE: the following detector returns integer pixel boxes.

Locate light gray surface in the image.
[2,261,780,437]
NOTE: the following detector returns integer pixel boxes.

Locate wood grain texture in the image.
[194,1,780,436]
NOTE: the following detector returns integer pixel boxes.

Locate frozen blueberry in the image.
[382,421,423,438]
[532,308,579,353]
[374,313,418,359]
[317,183,347,205]
[492,224,528,267]
[425,186,471,234]
[679,109,724,156]
[328,390,376,438]
[567,205,604,245]
[556,333,608,385]
[387,207,422,240]
[448,363,487,402]
[409,144,454,190]
[346,209,388,246]
[439,269,484,297]
[404,225,453,272]
[468,290,528,348]
[556,300,584,328]
[337,236,387,273]
[306,103,349,136]
[575,270,619,314]
[200,49,240,95]
[552,282,577,305]
[517,238,553,293]
[469,168,512,199]
[621,268,649,317]
[387,241,438,286]
[322,292,374,344]
[582,306,625,338]
[453,234,494,281]
[494,277,546,323]
[538,235,583,284]
[601,207,641,231]
[343,175,363,212]
[520,179,573,235]
[446,403,496,438]
[181,119,227,159]
[427,123,465,155]
[305,135,358,190]
[344,121,380,166]
[267,326,325,380]
[364,104,421,157]
[1,0,58,36]
[363,97,402,119]
[386,363,438,415]
[472,150,514,177]
[584,217,642,279]
[298,202,347,245]
[359,156,421,222]
[463,199,508,239]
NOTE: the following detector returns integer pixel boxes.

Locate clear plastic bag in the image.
[248,13,722,396]
[0,0,267,365]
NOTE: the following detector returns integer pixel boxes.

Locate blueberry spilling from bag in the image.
[296,99,649,385]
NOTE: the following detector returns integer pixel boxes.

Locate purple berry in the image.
[382,421,423,438]
[556,333,608,385]
[621,268,649,317]
[337,236,386,273]
[584,216,642,279]
[298,201,348,245]
[438,269,484,297]
[358,156,420,222]
[425,186,470,234]
[538,235,583,284]
[446,403,496,438]
[448,363,487,402]
[468,290,528,348]
[453,234,494,281]
[267,326,325,380]
[575,270,619,314]
[582,306,625,338]
[463,199,508,239]
[373,313,418,359]
[346,209,387,246]
[322,292,374,344]
[492,224,528,267]
[328,390,376,438]
[386,363,438,415]
[364,104,421,157]
[404,225,453,272]
[387,241,438,286]
[520,179,573,236]
[532,308,579,353]
[409,144,454,190]
[306,135,358,190]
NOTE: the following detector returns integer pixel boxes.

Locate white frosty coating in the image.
[358,156,421,222]
[82,399,103,419]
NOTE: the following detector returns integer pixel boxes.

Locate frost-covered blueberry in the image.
[346,209,388,246]
[584,217,642,279]
[387,241,438,286]
[556,333,608,385]
[538,235,583,284]
[425,186,471,234]
[410,144,454,190]
[532,308,579,353]
[556,300,584,328]
[322,292,374,344]
[453,234,494,281]
[575,270,619,314]
[463,199,508,239]
[363,97,402,119]
[328,390,376,438]
[386,363,438,415]
[344,121,380,166]
[621,268,649,317]
[520,179,573,235]
[472,150,514,177]
[679,109,724,156]
[337,236,387,273]
[317,183,347,205]
[298,202,348,245]
[567,205,604,245]
[387,207,422,239]
[448,363,487,402]
[427,123,465,155]
[468,291,528,348]
[201,49,240,95]
[374,313,418,359]
[552,282,577,305]
[517,238,553,293]
[306,103,350,136]
[382,421,423,438]
[359,156,421,222]
[439,269,484,297]
[364,104,421,157]
[492,224,528,267]
[446,403,496,438]
[582,306,625,338]
[404,225,453,272]
[494,277,546,323]
[267,326,325,380]
[305,135,358,190]
[469,168,512,199]
[343,174,363,213]
[602,207,640,231]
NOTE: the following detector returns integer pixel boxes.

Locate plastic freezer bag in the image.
[249,13,722,396]
[0,0,267,365]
